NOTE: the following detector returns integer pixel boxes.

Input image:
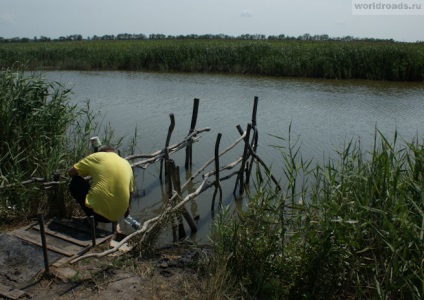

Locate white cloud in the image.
[240,10,253,18]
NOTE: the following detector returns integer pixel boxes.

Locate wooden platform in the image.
[8,218,113,267]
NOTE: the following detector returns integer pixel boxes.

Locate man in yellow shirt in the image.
[68,145,134,232]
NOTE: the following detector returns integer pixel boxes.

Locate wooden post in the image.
[159,159,164,183]
[212,133,223,211]
[236,126,282,191]
[167,160,178,242]
[163,113,175,187]
[174,165,187,240]
[159,113,175,181]
[54,172,66,218]
[246,96,259,186]
[47,172,66,218]
[168,160,186,240]
[238,124,252,196]
[89,215,96,246]
[169,161,197,237]
[185,98,200,169]
[185,172,200,222]
[37,213,50,275]
[252,96,258,130]
[174,166,197,233]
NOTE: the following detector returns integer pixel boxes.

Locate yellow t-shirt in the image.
[74,152,134,222]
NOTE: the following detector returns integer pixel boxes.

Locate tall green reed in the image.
[1,40,423,81]
[0,66,137,224]
[207,129,423,299]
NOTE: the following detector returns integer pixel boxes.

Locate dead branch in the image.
[125,127,210,161]
[203,157,243,179]
[182,130,246,190]
[71,176,211,263]
[235,127,282,191]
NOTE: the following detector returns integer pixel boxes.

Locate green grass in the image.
[1,39,423,81]
[205,130,424,299]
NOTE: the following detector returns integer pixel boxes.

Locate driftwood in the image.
[128,127,210,169]
[182,130,246,191]
[70,157,249,263]
[203,157,243,179]
[0,177,66,190]
[71,133,254,262]
[71,175,212,263]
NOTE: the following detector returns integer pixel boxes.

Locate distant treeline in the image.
[1,33,418,43]
[1,39,423,81]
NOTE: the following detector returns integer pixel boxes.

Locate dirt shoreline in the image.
[0,223,209,300]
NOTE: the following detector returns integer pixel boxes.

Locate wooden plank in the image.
[50,219,113,246]
[9,232,76,257]
[9,226,81,257]
[8,219,114,263]
[32,226,90,247]
[0,283,26,299]
[52,218,112,238]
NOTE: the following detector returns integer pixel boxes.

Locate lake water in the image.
[41,71,424,243]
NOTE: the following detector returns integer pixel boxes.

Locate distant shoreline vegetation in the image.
[1,33,423,81]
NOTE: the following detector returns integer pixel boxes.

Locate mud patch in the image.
[0,233,61,286]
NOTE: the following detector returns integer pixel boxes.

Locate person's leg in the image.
[69,176,112,225]
[69,176,94,217]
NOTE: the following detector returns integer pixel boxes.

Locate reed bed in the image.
[0,40,423,81]
[0,67,135,224]
[206,131,424,299]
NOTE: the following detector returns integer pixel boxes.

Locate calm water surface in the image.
[42,71,424,242]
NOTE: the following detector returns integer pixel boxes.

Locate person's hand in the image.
[67,166,79,177]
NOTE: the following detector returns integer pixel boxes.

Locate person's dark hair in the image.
[98,145,115,152]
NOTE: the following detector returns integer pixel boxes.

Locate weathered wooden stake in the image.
[252,96,258,129]
[159,113,175,181]
[37,213,50,275]
[185,172,200,222]
[246,96,259,185]
[89,215,96,246]
[185,98,199,170]
[163,113,175,188]
[212,133,223,211]
[167,159,178,242]
[168,161,186,240]
[159,159,164,183]
[175,166,197,232]
[47,172,66,218]
[237,123,252,196]
[174,166,187,240]
[236,126,282,191]
[169,162,197,237]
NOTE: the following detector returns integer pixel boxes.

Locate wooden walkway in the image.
[8,218,113,267]
[0,219,119,299]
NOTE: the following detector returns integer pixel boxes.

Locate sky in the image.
[0,0,423,42]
